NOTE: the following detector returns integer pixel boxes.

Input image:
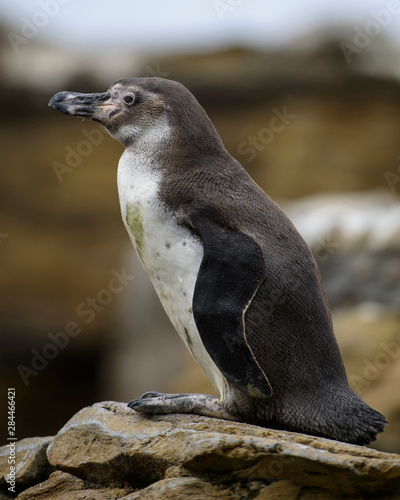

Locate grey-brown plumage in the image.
[49,77,387,445]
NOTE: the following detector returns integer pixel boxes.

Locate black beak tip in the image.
[49,92,70,113]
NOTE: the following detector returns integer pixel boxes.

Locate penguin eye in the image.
[123,93,135,105]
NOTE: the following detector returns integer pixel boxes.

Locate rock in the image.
[1,401,399,498]
[17,471,133,499]
[284,190,400,309]
[122,477,233,499]
[284,190,400,256]
[47,402,400,498]
[0,436,54,495]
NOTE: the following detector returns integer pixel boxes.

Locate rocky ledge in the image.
[1,401,400,499]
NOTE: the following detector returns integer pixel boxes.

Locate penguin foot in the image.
[128,392,239,421]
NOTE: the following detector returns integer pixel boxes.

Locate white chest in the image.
[117,150,228,398]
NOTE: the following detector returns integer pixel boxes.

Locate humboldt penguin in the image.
[49,77,386,444]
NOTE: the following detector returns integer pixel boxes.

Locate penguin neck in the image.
[121,119,226,175]
[116,115,171,151]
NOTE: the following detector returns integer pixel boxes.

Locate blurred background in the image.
[1,0,400,453]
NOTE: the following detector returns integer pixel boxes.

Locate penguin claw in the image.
[127,392,191,411]
[127,399,141,408]
[140,391,163,399]
[127,392,179,410]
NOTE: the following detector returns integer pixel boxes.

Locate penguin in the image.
[49,78,387,445]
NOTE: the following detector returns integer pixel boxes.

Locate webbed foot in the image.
[128,391,238,421]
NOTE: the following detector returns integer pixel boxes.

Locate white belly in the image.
[117,150,228,399]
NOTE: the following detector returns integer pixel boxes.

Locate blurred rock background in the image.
[1,1,400,453]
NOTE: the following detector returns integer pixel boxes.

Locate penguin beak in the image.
[49,91,115,118]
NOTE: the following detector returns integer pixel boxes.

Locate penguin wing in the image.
[191,209,272,398]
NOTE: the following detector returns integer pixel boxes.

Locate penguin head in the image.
[49,77,223,149]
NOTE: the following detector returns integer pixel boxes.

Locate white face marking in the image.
[117,140,229,400]
[110,99,169,145]
[114,124,142,143]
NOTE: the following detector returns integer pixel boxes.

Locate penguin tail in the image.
[316,389,387,445]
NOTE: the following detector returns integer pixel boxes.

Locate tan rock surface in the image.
[46,401,400,498]
[17,471,133,499]
[0,436,53,493]
[121,477,234,500]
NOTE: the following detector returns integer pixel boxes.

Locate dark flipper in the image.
[191,209,272,398]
